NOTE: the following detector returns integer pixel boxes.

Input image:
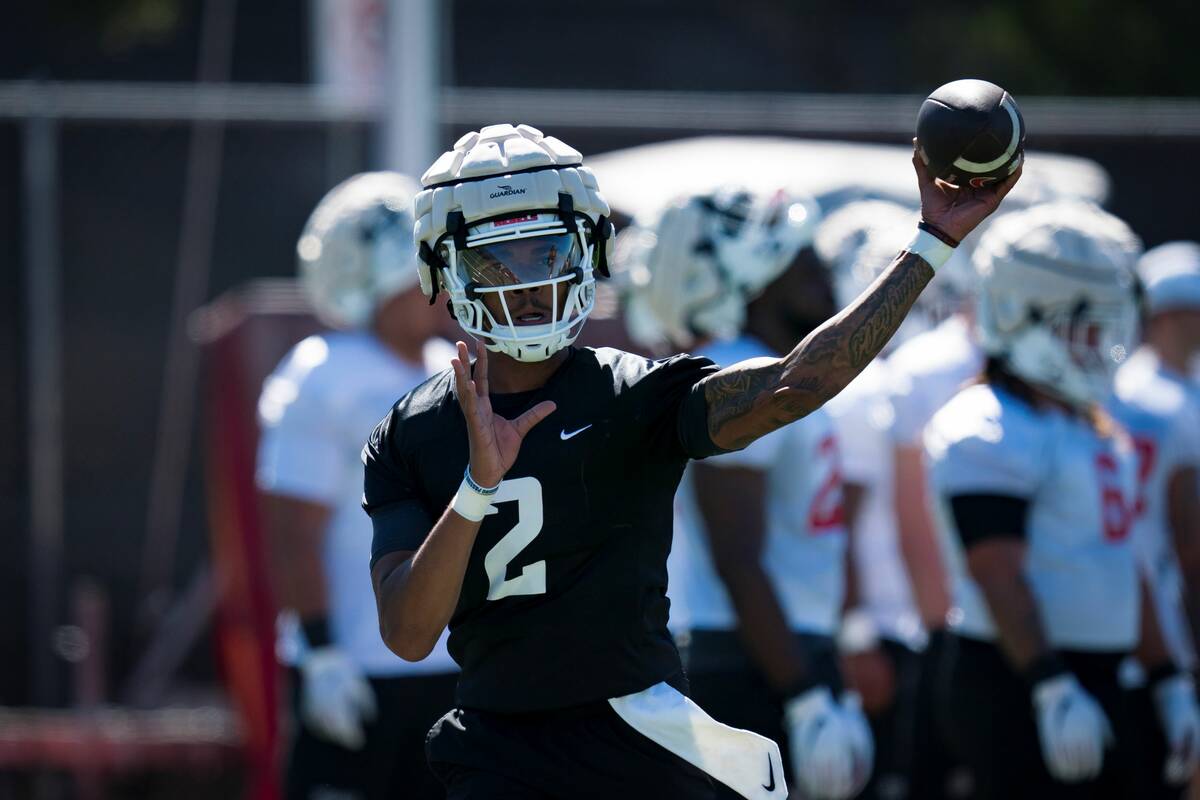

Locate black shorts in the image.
[681,628,839,797]
[425,700,716,799]
[940,634,1138,800]
[285,669,458,800]
[1126,681,1185,800]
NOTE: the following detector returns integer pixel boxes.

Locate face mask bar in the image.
[436,215,598,361]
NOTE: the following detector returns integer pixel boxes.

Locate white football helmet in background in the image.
[297,171,421,329]
[413,123,615,363]
[619,186,820,350]
[973,201,1141,407]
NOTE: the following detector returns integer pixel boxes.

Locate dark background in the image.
[1,0,1197,709]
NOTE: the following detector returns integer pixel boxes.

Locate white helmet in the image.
[973,201,1141,407]
[815,198,977,346]
[413,123,615,362]
[1137,241,1200,315]
[297,171,421,328]
[620,187,820,350]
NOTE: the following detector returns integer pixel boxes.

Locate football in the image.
[916,78,1026,188]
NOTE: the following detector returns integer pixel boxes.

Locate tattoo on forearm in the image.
[704,251,934,450]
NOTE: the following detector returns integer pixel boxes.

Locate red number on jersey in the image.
[1095,451,1132,543]
[808,434,845,534]
[1130,436,1158,519]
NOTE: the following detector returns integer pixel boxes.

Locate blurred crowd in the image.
[253,138,1200,799]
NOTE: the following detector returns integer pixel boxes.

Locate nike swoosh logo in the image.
[762,753,776,792]
[560,424,592,441]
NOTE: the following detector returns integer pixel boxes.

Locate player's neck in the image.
[486,347,571,394]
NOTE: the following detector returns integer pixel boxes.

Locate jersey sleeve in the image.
[633,353,725,460]
[362,408,436,567]
[255,353,343,507]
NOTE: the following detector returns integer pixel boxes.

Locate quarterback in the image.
[364,124,1017,798]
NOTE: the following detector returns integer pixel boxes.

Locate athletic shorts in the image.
[940,634,1138,800]
[1126,681,1186,800]
[425,698,716,799]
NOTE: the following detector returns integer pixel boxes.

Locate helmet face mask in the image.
[998,298,1136,406]
[437,213,597,362]
[973,201,1142,408]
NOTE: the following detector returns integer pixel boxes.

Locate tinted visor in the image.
[458,233,583,288]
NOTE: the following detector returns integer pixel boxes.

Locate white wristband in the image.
[451,478,495,522]
[905,228,955,271]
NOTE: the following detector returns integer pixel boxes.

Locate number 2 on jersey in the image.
[483,477,547,601]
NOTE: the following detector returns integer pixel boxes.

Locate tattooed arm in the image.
[701,145,1021,451]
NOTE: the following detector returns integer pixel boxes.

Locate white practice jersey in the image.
[257,331,457,675]
[926,383,1140,651]
[671,335,847,635]
[825,359,923,648]
[1111,347,1200,669]
[889,315,984,448]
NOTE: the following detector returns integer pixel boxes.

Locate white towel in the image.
[608,681,787,800]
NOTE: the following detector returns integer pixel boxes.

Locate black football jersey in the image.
[363,346,724,712]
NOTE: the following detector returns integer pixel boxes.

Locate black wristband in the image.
[1023,651,1069,689]
[1146,661,1180,690]
[918,220,961,248]
[301,617,332,649]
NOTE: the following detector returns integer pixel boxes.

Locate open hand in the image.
[450,340,556,488]
[913,138,1022,243]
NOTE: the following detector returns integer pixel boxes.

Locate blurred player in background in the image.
[928,202,1200,799]
[815,199,944,800]
[257,172,457,800]
[622,187,875,800]
[1110,241,1200,799]
[882,201,986,800]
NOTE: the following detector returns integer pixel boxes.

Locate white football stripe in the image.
[953,95,1021,172]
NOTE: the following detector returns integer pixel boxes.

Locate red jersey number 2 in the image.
[808,434,845,534]
[1095,451,1132,543]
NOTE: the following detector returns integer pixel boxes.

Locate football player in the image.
[883,205,985,800]
[257,172,457,799]
[365,124,1018,799]
[927,202,1200,799]
[621,187,873,800]
[1110,241,1200,798]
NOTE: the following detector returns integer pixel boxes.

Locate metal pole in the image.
[384,0,440,176]
[140,0,237,617]
[24,112,63,710]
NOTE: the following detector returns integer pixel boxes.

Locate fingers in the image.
[911,137,934,185]
[512,401,556,439]
[451,341,478,416]
[991,161,1024,203]
[474,340,489,398]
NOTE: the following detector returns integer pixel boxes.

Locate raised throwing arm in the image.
[702,146,1020,451]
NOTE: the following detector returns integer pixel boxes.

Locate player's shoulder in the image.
[888,316,978,380]
[1114,347,1193,418]
[373,367,458,451]
[582,345,717,391]
[925,383,1051,495]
